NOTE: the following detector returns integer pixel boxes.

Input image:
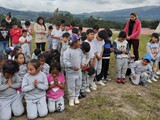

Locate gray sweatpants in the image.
[48,97,64,112]
[26,96,48,120]
[0,93,24,120]
[52,39,60,50]
[66,72,82,101]
[80,71,87,92]
[150,60,159,78]
[130,72,148,85]
[95,59,102,75]
[22,46,31,56]
[116,58,128,78]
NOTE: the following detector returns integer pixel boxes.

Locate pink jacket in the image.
[124,19,141,40]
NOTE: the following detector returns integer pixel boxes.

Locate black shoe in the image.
[81,92,86,98]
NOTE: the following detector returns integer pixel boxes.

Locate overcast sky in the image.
[0,0,159,14]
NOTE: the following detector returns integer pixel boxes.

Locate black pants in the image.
[96,59,110,81]
[36,42,46,51]
[127,39,139,61]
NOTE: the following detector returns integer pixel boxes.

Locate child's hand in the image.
[49,84,55,89]
[39,65,43,71]
[54,78,58,85]
[133,75,137,80]
[25,39,28,43]
[34,79,38,87]
[7,79,12,87]
[122,50,128,54]
[74,66,79,71]
[127,36,130,40]
[57,36,61,39]
[110,48,114,52]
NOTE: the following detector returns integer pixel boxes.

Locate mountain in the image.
[0,6,160,22]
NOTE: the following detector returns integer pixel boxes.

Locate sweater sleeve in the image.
[10,29,16,37]
[10,74,21,89]
[63,50,73,69]
[131,62,137,75]
[0,77,9,91]
[112,41,122,54]
[130,20,141,39]
[146,42,154,59]
[22,75,35,92]
[34,23,41,34]
[37,73,48,90]
[124,21,129,36]
[17,28,22,37]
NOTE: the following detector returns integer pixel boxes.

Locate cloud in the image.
[0,0,159,14]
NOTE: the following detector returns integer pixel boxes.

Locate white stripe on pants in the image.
[116,58,128,78]
[0,93,24,120]
[66,72,82,101]
[48,97,64,112]
[26,96,48,120]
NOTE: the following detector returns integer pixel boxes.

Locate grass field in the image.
[12,34,160,120]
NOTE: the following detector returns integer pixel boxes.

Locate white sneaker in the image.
[92,82,97,88]
[155,75,159,79]
[85,88,91,93]
[75,98,80,104]
[69,100,74,106]
[106,76,111,81]
[90,86,97,91]
[152,77,157,82]
[156,70,160,75]
[147,79,152,83]
[97,80,105,86]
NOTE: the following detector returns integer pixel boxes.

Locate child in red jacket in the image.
[10,21,21,47]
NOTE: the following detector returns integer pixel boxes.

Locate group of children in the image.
[0,19,160,120]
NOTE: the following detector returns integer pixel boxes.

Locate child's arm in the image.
[10,74,21,89]
[63,50,74,69]
[96,46,104,61]
[130,62,137,79]
[146,42,154,59]
[0,78,9,91]
[22,75,35,92]
[17,28,22,37]
[19,37,25,45]
[10,29,16,37]
[37,73,48,90]
[112,41,122,54]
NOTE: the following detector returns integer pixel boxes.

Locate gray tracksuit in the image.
[113,38,130,78]
[22,71,48,119]
[41,63,50,75]
[63,47,83,101]
[0,73,24,120]
[18,64,27,80]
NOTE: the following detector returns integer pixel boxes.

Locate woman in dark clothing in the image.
[1,12,13,31]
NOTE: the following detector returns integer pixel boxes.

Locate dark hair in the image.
[118,31,127,38]
[93,25,99,31]
[72,28,79,34]
[12,46,21,56]
[37,16,46,30]
[3,60,19,75]
[81,32,87,42]
[1,22,6,27]
[56,21,61,26]
[50,62,61,72]
[12,21,18,26]
[25,21,31,26]
[38,53,46,60]
[152,33,159,39]
[14,53,26,64]
[71,21,76,27]
[86,29,94,35]
[28,59,40,70]
[22,29,27,33]
[79,26,83,31]
[6,12,11,18]
[130,12,137,17]
[34,48,41,56]
[64,23,70,27]
[81,42,90,53]
[62,32,70,38]
[61,20,65,24]
[98,30,107,39]
[105,29,113,37]
[48,25,53,30]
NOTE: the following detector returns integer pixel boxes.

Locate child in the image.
[60,32,70,72]
[47,25,53,49]
[93,24,99,37]
[85,29,97,91]
[62,22,72,35]
[51,21,62,50]
[130,54,152,86]
[31,48,41,60]
[113,31,130,83]
[72,28,79,35]
[0,60,24,120]
[63,34,83,106]
[5,47,14,60]
[0,22,10,55]
[23,20,33,52]
[22,59,48,119]
[80,32,87,43]
[99,30,114,82]
[38,53,50,75]
[47,62,65,112]
[10,21,21,47]
[19,29,31,57]
[146,33,160,82]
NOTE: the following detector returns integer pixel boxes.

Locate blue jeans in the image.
[0,41,9,55]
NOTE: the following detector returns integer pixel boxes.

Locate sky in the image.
[0,0,159,14]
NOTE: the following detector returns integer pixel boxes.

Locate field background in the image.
[12,34,160,120]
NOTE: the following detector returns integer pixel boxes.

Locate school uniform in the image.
[22,71,48,119]
[41,63,50,75]
[0,73,24,120]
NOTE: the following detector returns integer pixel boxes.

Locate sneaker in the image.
[140,81,147,87]
[75,98,80,104]
[116,78,121,83]
[85,88,91,93]
[147,79,153,83]
[92,82,97,88]
[90,86,97,91]
[106,76,111,81]
[152,77,157,82]
[156,70,160,75]
[155,75,159,79]
[121,78,125,84]
[97,80,105,86]
[80,92,86,98]
[69,100,74,106]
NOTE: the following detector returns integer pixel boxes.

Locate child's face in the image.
[39,58,45,65]
[13,25,17,29]
[4,73,13,79]
[63,37,68,43]
[142,59,149,66]
[51,67,59,77]
[118,37,125,42]
[56,26,60,30]
[17,48,22,53]
[22,32,27,37]
[97,35,103,41]
[64,26,69,31]
[87,33,94,41]
[25,25,29,28]
[151,37,158,43]
[16,54,25,64]
[75,40,81,48]
[27,63,39,75]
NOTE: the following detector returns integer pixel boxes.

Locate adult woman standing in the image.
[124,12,141,60]
[1,12,13,31]
[34,16,48,51]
